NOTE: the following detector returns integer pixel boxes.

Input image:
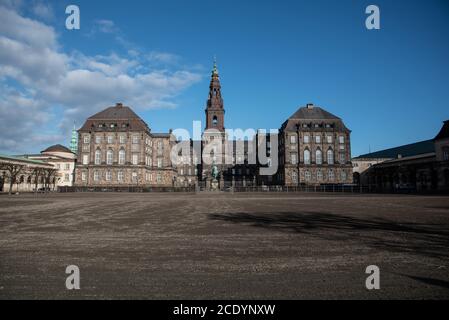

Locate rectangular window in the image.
[328,170,335,181]
[132,172,138,183]
[315,136,321,144]
[118,171,124,182]
[82,154,89,165]
[290,135,296,144]
[107,136,113,144]
[327,135,332,144]
[339,136,345,144]
[157,158,163,168]
[132,135,139,144]
[95,135,101,144]
[82,145,89,151]
[81,171,86,181]
[291,153,297,164]
[340,153,346,163]
[64,174,70,182]
[65,163,70,170]
[119,135,126,144]
[83,136,90,144]
[156,173,162,183]
[444,149,449,161]
[106,171,112,181]
[303,135,310,143]
[132,154,139,165]
[94,171,100,181]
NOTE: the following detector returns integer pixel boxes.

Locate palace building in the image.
[278,103,353,186]
[72,62,353,189]
[74,103,177,187]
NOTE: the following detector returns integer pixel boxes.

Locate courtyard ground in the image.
[0,192,448,299]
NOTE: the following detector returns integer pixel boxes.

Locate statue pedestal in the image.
[211,179,219,191]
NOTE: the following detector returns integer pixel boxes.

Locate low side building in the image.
[0,155,55,193]
[355,120,449,193]
[20,144,77,187]
[352,140,435,185]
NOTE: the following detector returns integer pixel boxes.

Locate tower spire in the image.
[205,57,224,131]
[212,55,218,75]
[70,121,78,154]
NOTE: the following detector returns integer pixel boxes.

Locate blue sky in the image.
[1,0,449,156]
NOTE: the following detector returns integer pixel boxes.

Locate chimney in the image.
[116,102,123,108]
[306,103,314,109]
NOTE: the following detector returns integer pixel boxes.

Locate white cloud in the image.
[0,5,202,154]
[93,19,118,34]
[31,1,54,20]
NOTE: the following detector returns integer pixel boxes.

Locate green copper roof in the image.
[0,154,49,165]
[212,56,218,75]
[70,123,78,153]
[354,140,435,159]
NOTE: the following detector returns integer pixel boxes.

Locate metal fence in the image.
[57,184,434,194]
[230,185,374,193]
[58,186,196,193]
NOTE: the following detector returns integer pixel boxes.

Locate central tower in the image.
[205,60,225,132]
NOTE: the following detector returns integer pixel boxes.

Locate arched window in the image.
[327,149,334,165]
[212,116,218,126]
[106,149,113,165]
[118,149,126,165]
[316,149,322,165]
[304,149,311,165]
[95,149,101,165]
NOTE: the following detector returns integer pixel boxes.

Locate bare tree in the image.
[43,168,58,192]
[31,167,45,194]
[0,163,25,195]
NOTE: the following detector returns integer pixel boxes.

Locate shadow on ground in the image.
[209,211,449,259]
[400,274,449,290]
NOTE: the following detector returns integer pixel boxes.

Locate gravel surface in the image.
[1,192,449,299]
